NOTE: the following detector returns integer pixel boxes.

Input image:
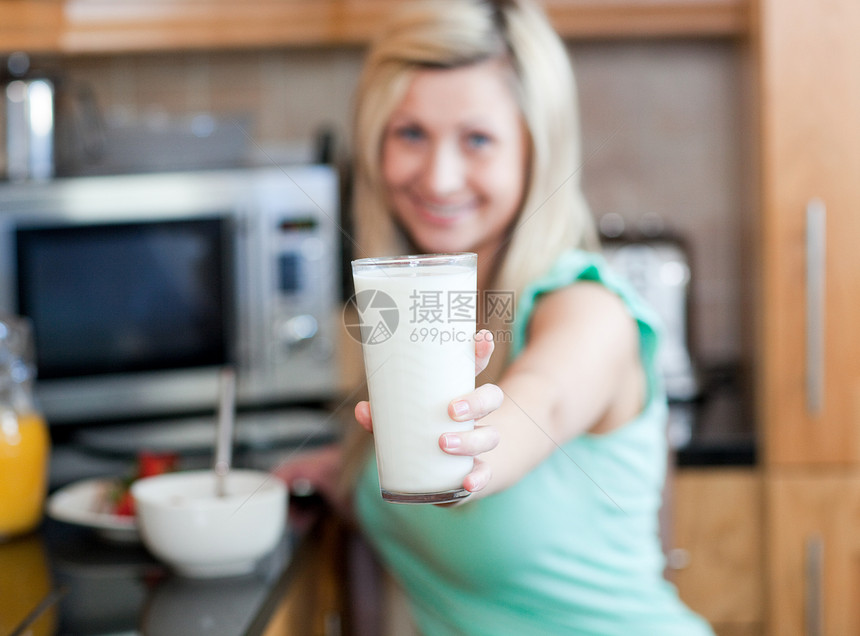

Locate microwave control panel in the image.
[234,165,342,403]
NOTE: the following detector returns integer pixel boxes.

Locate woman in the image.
[279,1,714,633]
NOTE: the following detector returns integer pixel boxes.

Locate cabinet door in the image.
[668,469,763,634]
[768,474,860,636]
[758,0,860,464]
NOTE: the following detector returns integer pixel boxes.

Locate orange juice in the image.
[0,410,50,540]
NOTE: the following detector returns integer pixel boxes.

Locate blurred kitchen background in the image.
[37,41,750,369]
[1,3,775,634]
[2,39,754,454]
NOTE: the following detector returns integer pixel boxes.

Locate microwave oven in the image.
[0,165,343,425]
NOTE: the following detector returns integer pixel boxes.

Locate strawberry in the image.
[138,451,179,479]
[114,490,135,517]
[108,451,179,516]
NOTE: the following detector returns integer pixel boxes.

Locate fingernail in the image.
[443,434,461,450]
[291,477,314,497]
[452,401,469,417]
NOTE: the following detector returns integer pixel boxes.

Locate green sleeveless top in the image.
[354,249,714,636]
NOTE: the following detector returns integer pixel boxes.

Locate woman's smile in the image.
[406,191,479,225]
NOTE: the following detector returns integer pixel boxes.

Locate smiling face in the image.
[381,61,529,270]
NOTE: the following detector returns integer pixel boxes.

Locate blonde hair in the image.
[353,0,598,297]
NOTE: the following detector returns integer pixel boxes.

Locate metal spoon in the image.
[214,366,236,498]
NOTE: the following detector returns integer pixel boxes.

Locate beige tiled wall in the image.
[56,39,746,365]
[572,40,748,365]
[62,49,364,155]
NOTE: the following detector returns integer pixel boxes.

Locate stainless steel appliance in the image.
[602,231,704,453]
[602,236,698,402]
[0,165,342,425]
[3,53,56,181]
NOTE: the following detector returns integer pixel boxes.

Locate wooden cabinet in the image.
[755,0,860,633]
[0,0,750,55]
[668,468,764,636]
[757,0,860,466]
[767,474,860,636]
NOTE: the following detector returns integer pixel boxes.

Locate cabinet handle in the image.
[806,199,826,415]
[805,534,824,636]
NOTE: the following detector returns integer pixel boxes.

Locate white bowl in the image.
[131,470,287,578]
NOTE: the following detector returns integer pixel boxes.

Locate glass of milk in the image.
[350,253,477,504]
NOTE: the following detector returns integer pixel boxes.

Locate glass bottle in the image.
[0,315,50,541]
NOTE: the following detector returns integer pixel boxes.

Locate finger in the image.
[474,330,495,375]
[271,462,296,484]
[354,401,373,433]
[463,457,492,493]
[448,383,504,422]
[440,425,500,456]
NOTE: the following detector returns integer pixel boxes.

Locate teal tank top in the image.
[354,249,714,636]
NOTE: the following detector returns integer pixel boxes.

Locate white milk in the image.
[352,255,476,501]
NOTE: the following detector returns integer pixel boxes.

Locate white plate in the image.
[47,478,139,543]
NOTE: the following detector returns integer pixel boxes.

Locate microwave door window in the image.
[16,219,229,380]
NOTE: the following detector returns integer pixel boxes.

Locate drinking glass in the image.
[350,253,477,503]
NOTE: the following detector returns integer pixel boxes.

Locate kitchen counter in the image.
[0,496,331,636]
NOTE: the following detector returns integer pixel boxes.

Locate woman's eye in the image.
[393,125,425,142]
[465,132,492,149]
